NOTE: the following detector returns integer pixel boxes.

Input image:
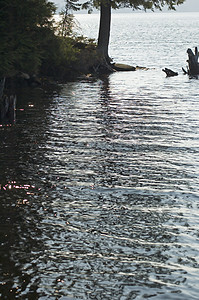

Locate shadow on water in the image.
[0,192,41,299]
[0,86,60,299]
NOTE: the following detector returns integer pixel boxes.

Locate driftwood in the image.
[187,47,199,76]
[162,68,178,77]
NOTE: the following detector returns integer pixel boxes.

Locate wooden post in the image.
[0,78,16,125]
[187,47,199,75]
[0,95,16,125]
[0,77,16,125]
[0,78,5,99]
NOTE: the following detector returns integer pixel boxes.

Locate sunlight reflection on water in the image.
[1,12,199,300]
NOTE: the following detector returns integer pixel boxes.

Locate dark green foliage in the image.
[56,0,80,38]
[0,0,56,77]
[40,34,80,80]
[64,0,81,12]
[0,0,96,81]
[113,0,186,10]
[40,0,99,80]
[41,33,98,80]
[81,0,185,11]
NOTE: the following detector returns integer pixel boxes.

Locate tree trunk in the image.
[187,47,199,76]
[97,0,111,62]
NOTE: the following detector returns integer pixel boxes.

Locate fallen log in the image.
[187,47,199,76]
[162,68,178,77]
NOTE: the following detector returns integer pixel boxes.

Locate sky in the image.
[52,0,199,12]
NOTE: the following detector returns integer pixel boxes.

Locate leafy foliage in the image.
[0,0,56,77]
[114,0,186,10]
[56,0,81,37]
[0,0,95,80]
[40,34,80,80]
[80,0,186,11]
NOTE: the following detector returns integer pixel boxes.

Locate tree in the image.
[81,0,186,68]
[57,0,80,37]
[0,0,56,77]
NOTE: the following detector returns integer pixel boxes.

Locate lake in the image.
[0,12,199,299]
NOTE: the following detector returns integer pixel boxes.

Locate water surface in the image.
[1,12,199,299]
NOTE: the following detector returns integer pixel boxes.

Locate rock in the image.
[16,73,41,87]
[112,63,136,71]
[29,75,41,87]
[136,66,150,70]
[18,72,30,80]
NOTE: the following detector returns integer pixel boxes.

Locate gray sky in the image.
[52,0,199,12]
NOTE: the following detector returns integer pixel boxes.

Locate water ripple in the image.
[1,13,199,299]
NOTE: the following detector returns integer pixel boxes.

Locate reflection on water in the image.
[1,12,199,300]
[1,71,199,299]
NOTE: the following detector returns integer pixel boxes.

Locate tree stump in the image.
[162,68,178,77]
[187,47,199,76]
